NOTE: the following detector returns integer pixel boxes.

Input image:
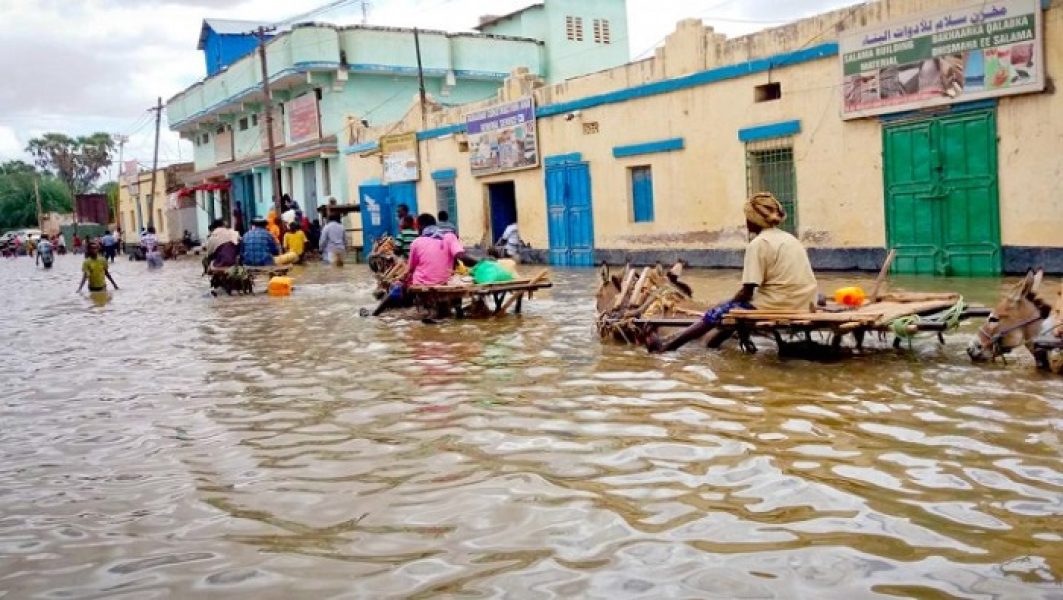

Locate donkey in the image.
[967,269,1060,371]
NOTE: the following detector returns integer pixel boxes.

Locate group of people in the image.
[203,194,347,271]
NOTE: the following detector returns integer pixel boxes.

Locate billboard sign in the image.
[380,132,420,183]
[840,0,1043,119]
[466,96,539,177]
[288,93,321,144]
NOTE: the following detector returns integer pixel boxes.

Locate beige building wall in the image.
[117,169,176,244]
[346,0,1063,267]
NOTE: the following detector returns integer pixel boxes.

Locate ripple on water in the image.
[0,261,1060,597]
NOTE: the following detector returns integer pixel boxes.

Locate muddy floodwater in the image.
[1,255,1061,599]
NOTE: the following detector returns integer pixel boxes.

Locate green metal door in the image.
[884,109,1001,276]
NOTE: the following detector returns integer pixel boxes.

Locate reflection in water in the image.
[1,256,1061,597]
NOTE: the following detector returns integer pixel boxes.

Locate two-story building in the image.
[165,0,630,241]
[345,0,1063,275]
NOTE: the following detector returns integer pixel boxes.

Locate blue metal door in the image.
[359,183,391,258]
[545,162,594,266]
[566,164,594,266]
[546,167,570,266]
[388,181,418,218]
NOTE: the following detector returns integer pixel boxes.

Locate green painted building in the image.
[165,1,629,239]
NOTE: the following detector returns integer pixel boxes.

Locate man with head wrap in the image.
[647,192,818,352]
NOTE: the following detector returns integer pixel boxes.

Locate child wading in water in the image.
[77,243,119,293]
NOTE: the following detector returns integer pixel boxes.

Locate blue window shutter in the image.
[631,167,654,223]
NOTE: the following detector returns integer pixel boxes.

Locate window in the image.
[200,133,209,145]
[216,125,225,135]
[565,16,584,41]
[629,166,654,223]
[238,117,249,131]
[746,138,797,234]
[436,178,457,229]
[755,82,782,102]
[593,19,611,44]
[251,114,258,127]
[322,158,332,196]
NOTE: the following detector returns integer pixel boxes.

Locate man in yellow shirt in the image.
[282,222,308,264]
[77,243,119,293]
[648,192,818,352]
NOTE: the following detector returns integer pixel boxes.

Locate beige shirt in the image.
[742,227,818,312]
[204,227,240,256]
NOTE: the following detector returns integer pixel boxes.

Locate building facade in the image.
[117,163,195,245]
[166,0,629,242]
[345,0,1063,275]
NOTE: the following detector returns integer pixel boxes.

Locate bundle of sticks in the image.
[595,262,702,343]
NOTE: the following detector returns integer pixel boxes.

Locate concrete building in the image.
[166,0,629,242]
[118,163,195,245]
[345,0,1063,275]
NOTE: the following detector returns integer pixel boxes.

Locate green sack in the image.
[471,260,515,284]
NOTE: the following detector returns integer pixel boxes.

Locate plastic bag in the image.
[471,261,515,284]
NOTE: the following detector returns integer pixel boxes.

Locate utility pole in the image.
[114,134,134,238]
[413,27,428,129]
[34,177,43,232]
[360,0,369,24]
[257,26,283,220]
[147,97,163,230]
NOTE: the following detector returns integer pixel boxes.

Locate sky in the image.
[0,0,861,179]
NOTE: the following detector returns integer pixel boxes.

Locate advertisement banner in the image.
[380,132,420,183]
[840,0,1043,119]
[288,93,321,145]
[466,96,539,177]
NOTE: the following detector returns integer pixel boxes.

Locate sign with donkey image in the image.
[840,0,1044,119]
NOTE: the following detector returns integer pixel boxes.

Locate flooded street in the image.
[1,255,1061,599]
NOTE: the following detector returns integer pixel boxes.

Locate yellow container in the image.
[267,276,293,297]
[833,286,866,307]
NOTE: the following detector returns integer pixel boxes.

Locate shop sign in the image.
[380,132,420,183]
[466,96,539,177]
[840,0,1043,119]
[288,93,321,144]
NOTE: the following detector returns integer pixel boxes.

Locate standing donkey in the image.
[967,269,1062,372]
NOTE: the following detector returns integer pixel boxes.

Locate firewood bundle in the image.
[595,262,702,343]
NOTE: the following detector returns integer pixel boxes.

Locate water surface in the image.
[1,255,1060,598]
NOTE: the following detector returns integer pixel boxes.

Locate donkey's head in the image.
[967,269,1050,362]
[595,263,623,314]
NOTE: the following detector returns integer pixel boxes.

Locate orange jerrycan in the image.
[833,286,866,307]
[268,276,293,297]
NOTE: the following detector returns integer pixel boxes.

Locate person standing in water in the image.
[36,236,55,269]
[77,243,119,293]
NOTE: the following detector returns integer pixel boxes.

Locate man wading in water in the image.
[646,192,818,352]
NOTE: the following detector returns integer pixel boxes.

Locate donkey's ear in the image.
[1012,270,1037,301]
[610,275,622,291]
[599,262,609,283]
[1031,269,1044,294]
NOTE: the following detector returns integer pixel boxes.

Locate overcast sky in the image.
[0,0,860,178]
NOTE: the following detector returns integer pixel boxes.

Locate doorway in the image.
[545,161,593,266]
[883,108,1001,276]
[487,181,517,245]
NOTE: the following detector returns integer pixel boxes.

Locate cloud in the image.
[0,0,863,165]
[0,126,23,159]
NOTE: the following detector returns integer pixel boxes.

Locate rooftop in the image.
[197,18,288,49]
[474,3,544,31]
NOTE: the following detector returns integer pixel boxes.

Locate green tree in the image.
[0,172,72,231]
[24,132,115,197]
[0,160,37,176]
[99,180,120,223]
